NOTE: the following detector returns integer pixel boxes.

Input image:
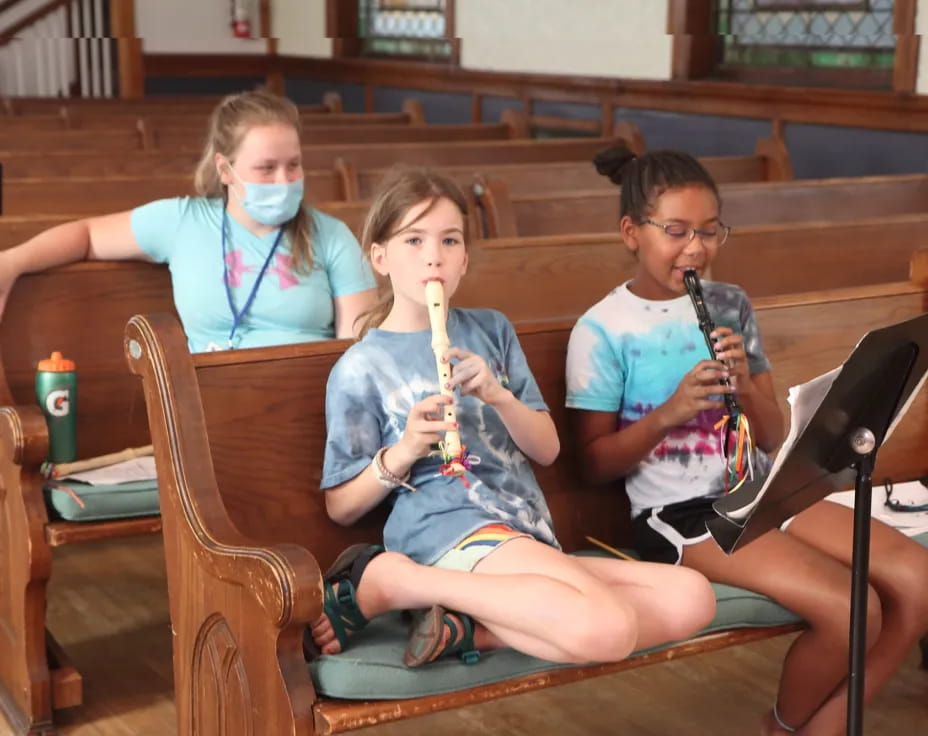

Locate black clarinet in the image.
[682,269,741,416]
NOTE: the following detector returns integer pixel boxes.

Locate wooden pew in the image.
[0,262,173,734]
[2,212,924,309]
[609,121,792,182]
[0,136,611,179]
[0,132,793,217]
[0,106,373,135]
[1,114,528,154]
[1,226,926,731]
[1,92,343,116]
[465,215,928,313]
[123,271,928,734]
[352,141,787,201]
[0,109,422,137]
[476,173,928,239]
[0,170,358,216]
[0,199,485,249]
[0,128,148,152]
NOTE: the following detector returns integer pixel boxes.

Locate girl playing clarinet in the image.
[570,146,928,735]
[308,166,715,669]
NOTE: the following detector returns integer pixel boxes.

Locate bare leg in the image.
[313,538,715,663]
[681,523,883,735]
[783,502,928,736]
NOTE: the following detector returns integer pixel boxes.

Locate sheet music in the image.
[724,366,841,521]
[62,456,157,486]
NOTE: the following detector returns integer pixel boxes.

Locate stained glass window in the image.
[715,0,895,74]
[358,0,452,61]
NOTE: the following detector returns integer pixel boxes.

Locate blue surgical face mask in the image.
[227,163,304,227]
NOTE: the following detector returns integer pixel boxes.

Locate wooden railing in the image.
[0,0,141,98]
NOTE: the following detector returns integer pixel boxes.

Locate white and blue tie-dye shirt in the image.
[322,308,559,565]
[566,280,770,518]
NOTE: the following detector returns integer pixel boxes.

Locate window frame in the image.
[668,0,919,93]
[326,0,459,66]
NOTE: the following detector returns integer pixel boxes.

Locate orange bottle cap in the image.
[37,351,76,372]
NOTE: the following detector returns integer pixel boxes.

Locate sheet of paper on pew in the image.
[825,481,928,537]
[711,317,928,540]
[62,456,157,485]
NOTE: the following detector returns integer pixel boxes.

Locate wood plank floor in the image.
[2,535,925,735]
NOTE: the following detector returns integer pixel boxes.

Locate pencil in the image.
[585,535,636,561]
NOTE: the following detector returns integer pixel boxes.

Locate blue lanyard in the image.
[221,209,285,349]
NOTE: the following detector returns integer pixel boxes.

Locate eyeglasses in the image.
[641,218,731,247]
[884,478,928,513]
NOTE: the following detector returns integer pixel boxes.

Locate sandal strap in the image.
[444,610,480,665]
[323,578,368,650]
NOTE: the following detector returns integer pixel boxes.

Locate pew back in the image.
[198,280,928,556]
[0,263,173,458]
[0,172,352,216]
[0,137,612,179]
[477,174,928,239]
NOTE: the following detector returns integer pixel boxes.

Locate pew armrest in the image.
[0,404,50,470]
[124,313,323,629]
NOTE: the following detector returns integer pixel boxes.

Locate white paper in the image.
[725,366,842,521]
[826,481,928,537]
[62,456,157,486]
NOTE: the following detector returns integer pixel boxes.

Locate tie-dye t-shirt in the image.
[131,197,375,353]
[566,281,770,518]
[322,308,559,565]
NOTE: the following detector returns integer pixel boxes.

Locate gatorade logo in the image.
[45,389,70,418]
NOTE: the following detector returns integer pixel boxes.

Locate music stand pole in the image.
[847,430,876,736]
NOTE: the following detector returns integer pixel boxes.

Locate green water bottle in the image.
[35,352,78,463]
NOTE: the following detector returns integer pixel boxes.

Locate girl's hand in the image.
[658,359,732,427]
[392,394,457,466]
[709,327,751,391]
[444,347,509,406]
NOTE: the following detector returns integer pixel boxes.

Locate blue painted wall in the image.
[144,77,264,96]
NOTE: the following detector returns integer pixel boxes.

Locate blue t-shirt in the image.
[566,280,771,517]
[322,308,560,565]
[130,197,375,352]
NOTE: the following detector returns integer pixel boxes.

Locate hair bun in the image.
[592,144,636,185]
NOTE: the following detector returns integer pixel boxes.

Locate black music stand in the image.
[705,312,928,736]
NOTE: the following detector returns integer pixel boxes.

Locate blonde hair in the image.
[357,167,472,338]
[193,88,314,273]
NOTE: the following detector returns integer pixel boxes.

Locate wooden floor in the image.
[2,535,925,736]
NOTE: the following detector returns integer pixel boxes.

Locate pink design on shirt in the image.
[269,253,299,290]
[224,249,256,288]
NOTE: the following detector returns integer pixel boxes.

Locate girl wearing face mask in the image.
[0,89,377,352]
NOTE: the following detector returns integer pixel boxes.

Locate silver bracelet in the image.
[372,447,417,492]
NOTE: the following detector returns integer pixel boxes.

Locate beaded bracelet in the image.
[373,447,417,492]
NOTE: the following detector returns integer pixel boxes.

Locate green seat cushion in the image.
[44,479,160,522]
[310,532,928,700]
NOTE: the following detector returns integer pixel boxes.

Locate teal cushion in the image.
[44,479,160,521]
[311,533,928,700]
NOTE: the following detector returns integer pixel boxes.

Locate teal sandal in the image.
[303,543,383,659]
[403,604,480,667]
